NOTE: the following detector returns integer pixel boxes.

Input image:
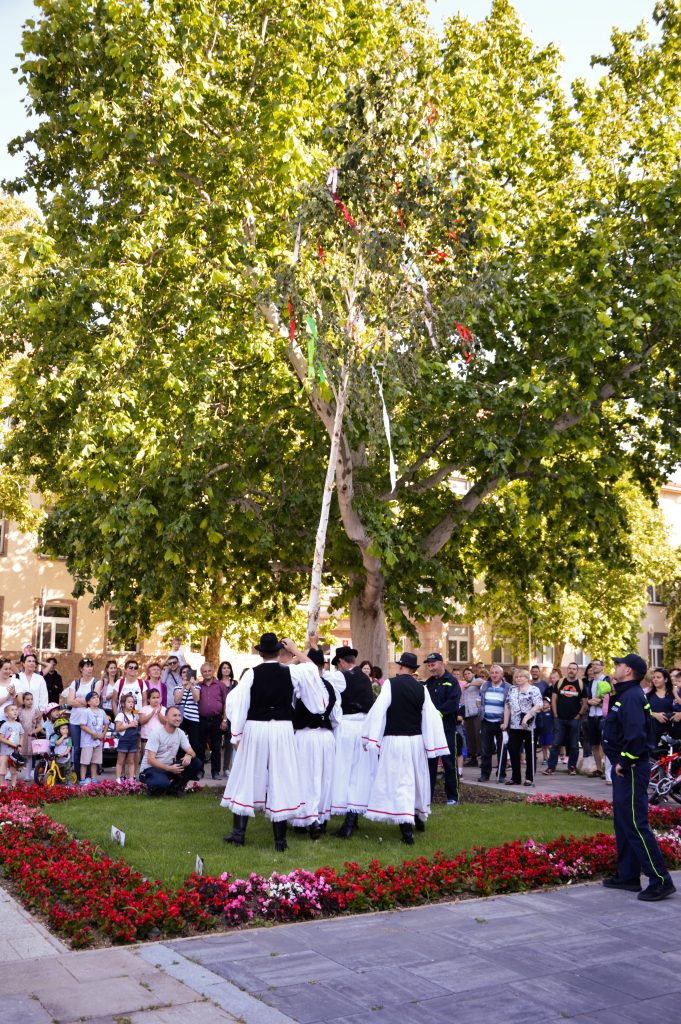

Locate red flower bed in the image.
[1,785,680,947]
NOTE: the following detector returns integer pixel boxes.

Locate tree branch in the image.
[378,427,455,499]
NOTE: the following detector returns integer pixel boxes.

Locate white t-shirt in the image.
[115,678,149,712]
[66,678,94,724]
[15,672,49,711]
[140,726,190,772]
[0,683,16,721]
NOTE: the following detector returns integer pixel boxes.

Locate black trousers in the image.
[612,759,670,884]
[180,719,201,757]
[199,715,223,775]
[507,727,535,783]
[428,726,459,802]
[479,719,508,779]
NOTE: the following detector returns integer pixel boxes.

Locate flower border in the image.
[0,784,679,947]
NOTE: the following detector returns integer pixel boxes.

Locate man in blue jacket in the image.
[602,653,676,901]
[424,653,461,805]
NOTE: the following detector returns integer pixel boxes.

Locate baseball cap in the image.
[424,652,443,663]
[613,653,648,679]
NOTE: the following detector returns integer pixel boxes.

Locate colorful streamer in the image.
[288,297,295,344]
[327,166,360,234]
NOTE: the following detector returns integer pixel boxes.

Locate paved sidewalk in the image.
[0,885,65,963]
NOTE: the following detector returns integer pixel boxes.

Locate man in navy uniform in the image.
[602,653,676,901]
[424,653,461,805]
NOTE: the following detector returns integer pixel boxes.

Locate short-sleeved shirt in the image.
[140,726,190,772]
[505,685,543,729]
[116,678,149,712]
[0,720,24,755]
[554,678,585,720]
[81,708,107,748]
[66,679,93,725]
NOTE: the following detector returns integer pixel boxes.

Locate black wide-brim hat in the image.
[397,652,419,670]
[255,632,284,654]
[307,648,326,667]
[331,645,358,665]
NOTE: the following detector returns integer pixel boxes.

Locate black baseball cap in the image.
[424,652,443,663]
[613,653,648,679]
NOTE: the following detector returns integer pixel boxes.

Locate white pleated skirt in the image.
[221,719,303,822]
[365,734,431,825]
[330,713,378,816]
[290,727,336,827]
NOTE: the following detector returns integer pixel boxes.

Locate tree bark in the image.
[553,640,566,672]
[349,592,389,672]
[204,631,222,667]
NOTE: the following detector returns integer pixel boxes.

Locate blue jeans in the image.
[140,756,203,795]
[69,723,83,778]
[547,718,580,770]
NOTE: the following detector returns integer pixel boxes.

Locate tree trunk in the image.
[553,640,566,672]
[204,631,222,667]
[307,362,350,640]
[349,592,389,672]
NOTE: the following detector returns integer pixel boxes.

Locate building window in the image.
[38,604,72,652]
[389,637,407,663]
[650,633,667,669]
[572,647,590,667]
[647,584,665,605]
[106,607,138,654]
[447,626,469,663]
[492,639,514,665]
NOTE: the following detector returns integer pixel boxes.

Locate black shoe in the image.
[638,879,676,902]
[335,811,358,838]
[309,821,322,841]
[602,875,642,892]
[319,820,327,834]
[399,823,414,845]
[273,820,288,852]
[477,776,489,783]
[414,816,426,833]
[223,814,248,846]
[505,779,520,786]
[464,758,478,767]
[211,772,220,780]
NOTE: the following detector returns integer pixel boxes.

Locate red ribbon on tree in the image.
[288,297,296,344]
[327,167,359,234]
[426,100,439,125]
[318,242,326,267]
[456,322,473,363]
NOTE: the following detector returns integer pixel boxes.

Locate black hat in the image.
[307,648,325,668]
[331,645,358,666]
[424,652,443,663]
[397,652,419,670]
[255,633,283,655]
[613,653,648,679]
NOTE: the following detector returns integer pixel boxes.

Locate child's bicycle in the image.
[32,740,77,786]
[648,734,681,805]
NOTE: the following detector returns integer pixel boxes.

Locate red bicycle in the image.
[648,734,681,805]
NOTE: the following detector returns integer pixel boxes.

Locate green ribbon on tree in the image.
[305,315,326,383]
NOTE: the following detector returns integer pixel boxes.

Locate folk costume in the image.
[362,652,449,844]
[289,649,344,837]
[330,646,377,837]
[221,634,326,851]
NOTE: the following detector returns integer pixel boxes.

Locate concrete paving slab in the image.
[0,995,53,1024]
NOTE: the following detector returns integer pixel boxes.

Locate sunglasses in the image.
[127,663,139,670]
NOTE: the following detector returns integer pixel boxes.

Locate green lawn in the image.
[47,788,613,887]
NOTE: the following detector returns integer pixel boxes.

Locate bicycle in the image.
[648,734,681,805]
[44,757,77,787]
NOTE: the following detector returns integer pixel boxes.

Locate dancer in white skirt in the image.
[362,651,449,845]
[329,645,377,837]
[221,634,325,852]
[288,647,344,838]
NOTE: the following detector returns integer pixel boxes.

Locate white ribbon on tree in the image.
[371,364,398,493]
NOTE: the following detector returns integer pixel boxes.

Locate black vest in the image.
[293,678,336,731]
[383,674,425,736]
[341,666,375,714]
[247,662,294,721]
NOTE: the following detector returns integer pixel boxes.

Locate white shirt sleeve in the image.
[290,662,327,714]
[362,679,391,748]
[226,670,254,740]
[422,687,449,756]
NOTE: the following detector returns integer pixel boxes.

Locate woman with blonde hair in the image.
[502,669,544,786]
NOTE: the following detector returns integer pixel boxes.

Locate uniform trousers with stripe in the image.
[611,758,671,884]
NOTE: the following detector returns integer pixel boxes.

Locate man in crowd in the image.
[602,653,675,901]
[111,657,149,716]
[330,645,377,837]
[584,658,610,777]
[162,655,183,692]
[543,661,586,776]
[477,664,510,782]
[423,652,461,805]
[139,706,203,796]
[43,657,63,705]
[197,661,228,780]
[461,666,481,768]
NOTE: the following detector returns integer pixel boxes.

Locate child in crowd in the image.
[114,692,139,783]
[79,690,108,786]
[139,687,166,759]
[42,704,63,744]
[18,691,44,778]
[0,704,24,788]
[50,718,73,784]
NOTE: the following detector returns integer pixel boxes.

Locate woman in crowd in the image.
[217,661,236,777]
[174,663,201,754]
[99,659,120,720]
[14,653,49,710]
[65,656,97,778]
[502,668,544,786]
[0,659,17,723]
[145,661,166,706]
[648,667,676,746]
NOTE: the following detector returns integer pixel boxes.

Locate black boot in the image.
[414,815,426,833]
[399,822,415,845]
[319,820,327,835]
[309,820,323,841]
[273,820,288,852]
[335,811,358,838]
[223,814,248,845]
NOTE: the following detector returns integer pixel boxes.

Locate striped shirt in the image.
[483,684,506,723]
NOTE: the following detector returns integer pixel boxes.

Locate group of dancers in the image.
[221,634,449,850]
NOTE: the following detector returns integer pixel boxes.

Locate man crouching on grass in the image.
[139,706,203,796]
